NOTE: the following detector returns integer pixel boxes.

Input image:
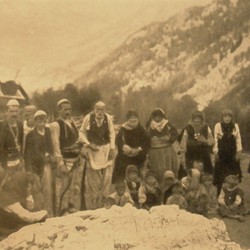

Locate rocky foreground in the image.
[0,205,243,250]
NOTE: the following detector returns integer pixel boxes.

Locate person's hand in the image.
[229,203,238,210]
[87,143,99,152]
[196,135,208,144]
[108,149,115,161]
[122,144,132,155]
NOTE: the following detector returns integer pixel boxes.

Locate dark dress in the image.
[143,186,161,209]
[183,124,213,174]
[214,122,242,194]
[112,124,149,183]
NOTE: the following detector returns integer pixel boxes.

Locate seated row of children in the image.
[106,164,249,222]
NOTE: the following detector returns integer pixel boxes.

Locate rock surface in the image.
[0,205,243,250]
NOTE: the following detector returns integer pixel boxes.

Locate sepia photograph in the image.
[0,0,250,249]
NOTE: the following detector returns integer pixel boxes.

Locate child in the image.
[188,194,209,217]
[125,165,142,208]
[161,170,176,204]
[109,181,134,207]
[166,182,187,210]
[182,168,201,208]
[0,172,48,229]
[197,174,218,215]
[192,160,204,175]
[218,174,249,222]
[103,197,116,209]
[140,171,161,210]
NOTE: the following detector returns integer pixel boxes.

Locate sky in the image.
[0,0,213,93]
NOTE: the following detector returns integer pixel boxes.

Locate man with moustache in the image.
[0,99,24,174]
[50,99,83,216]
[79,101,115,210]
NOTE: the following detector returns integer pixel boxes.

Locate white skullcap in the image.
[95,101,105,108]
[34,110,47,118]
[7,99,20,107]
[57,99,71,107]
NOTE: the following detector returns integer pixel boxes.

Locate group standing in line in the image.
[0,98,248,231]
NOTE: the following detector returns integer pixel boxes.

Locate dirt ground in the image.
[221,153,250,250]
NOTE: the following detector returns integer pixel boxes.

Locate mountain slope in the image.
[76,0,250,124]
[0,0,211,93]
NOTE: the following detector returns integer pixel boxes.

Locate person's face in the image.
[193,161,204,173]
[153,115,163,123]
[226,176,239,188]
[117,186,126,196]
[128,172,138,181]
[146,176,156,186]
[7,106,20,120]
[193,117,202,126]
[223,115,232,124]
[128,116,139,127]
[35,116,47,130]
[164,177,175,187]
[59,103,72,119]
[203,179,212,188]
[95,107,105,120]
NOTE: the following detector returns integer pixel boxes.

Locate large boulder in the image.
[0,205,243,250]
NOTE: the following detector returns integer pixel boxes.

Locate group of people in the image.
[0,98,248,232]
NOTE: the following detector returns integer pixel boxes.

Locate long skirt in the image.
[84,162,113,210]
[148,145,178,182]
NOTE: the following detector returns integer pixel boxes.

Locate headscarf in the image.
[125,165,140,182]
[122,110,139,130]
[148,108,168,132]
[161,170,176,192]
[0,172,31,208]
[190,111,205,133]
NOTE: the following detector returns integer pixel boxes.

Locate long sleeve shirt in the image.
[213,122,242,154]
[79,113,115,149]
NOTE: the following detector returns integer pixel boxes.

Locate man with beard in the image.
[0,99,23,174]
[50,99,83,216]
[79,101,115,210]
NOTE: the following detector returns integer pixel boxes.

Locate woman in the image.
[180,111,214,174]
[112,110,149,184]
[0,172,47,230]
[213,109,242,194]
[147,108,178,182]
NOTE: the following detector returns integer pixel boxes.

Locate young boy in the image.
[197,174,218,215]
[161,170,176,204]
[24,110,54,216]
[109,181,134,207]
[125,165,142,208]
[218,174,249,222]
[166,182,188,210]
[140,171,161,210]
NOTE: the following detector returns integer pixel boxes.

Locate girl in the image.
[180,111,214,174]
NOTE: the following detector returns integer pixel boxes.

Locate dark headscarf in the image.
[0,172,31,208]
[126,110,139,120]
[146,108,166,129]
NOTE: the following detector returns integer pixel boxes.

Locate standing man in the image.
[24,110,54,216]
[0,99,23,174]
[23,104,37,152]
[79,101,115,210]
[50,99,83,216]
